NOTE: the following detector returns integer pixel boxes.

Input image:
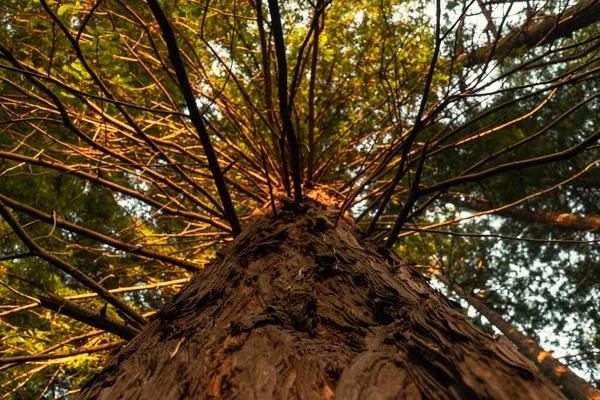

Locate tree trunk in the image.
[439,275,600,400]
[78,193,566,399]
[459,0,600,67]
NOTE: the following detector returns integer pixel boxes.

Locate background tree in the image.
[0,0,599,398]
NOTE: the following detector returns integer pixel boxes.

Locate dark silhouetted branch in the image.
[147,0,242,234]
[267,0,303,203]
[460,0,600,67]
[38,292,139,341]
[0,341,123,365]
[439,275,600,400]
[0,199,146,327]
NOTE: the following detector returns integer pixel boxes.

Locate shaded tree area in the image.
[0,0,599,398]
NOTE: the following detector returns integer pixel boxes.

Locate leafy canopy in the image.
[1,0,599,396]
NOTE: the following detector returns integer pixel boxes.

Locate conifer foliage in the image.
[1,0,599,397]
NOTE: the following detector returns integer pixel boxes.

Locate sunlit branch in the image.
[0,278,189,319]
[0,341,123,366]
[0,63,185,116]
[367,0,442,236]
[38,292,139,340]
[0,45,228,221]
[40,0,228,218]
[0,330,104,372]
[0,199,146,327]
[0,193,202,272]
[0,152,232,231]
[147,0,242,234]
[267,0,303,202]
[438,274,600,399]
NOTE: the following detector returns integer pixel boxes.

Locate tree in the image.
[437,274,599,400]
[0,0,599,398]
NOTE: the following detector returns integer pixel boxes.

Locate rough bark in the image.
[440,276,600,400]
[451,197,600,232]
[78,193,566,399]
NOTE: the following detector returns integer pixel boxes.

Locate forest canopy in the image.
[0,0,599,397]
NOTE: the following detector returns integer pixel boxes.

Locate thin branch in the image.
[267,0,303,202]
[0,199,146,327]
[0,341,123,366]
[0,192,202,272]
[0,278,189,318]
[420,129,600,197]
[393,227,600,244]
[460,0,600,67]
[146,0,242,234]
[307,0,323,183]
[37,292,139,341]
[385,140,430,248]
[367,0,442,235]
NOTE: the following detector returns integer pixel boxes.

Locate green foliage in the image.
[1,0,599,395]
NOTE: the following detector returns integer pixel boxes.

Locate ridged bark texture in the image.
[78,193,566,399]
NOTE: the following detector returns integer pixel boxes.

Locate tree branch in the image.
[146,0,242,234]
[38,292,139,341]
[0,199,146,327]
[460,0,600,67]
[267,0,303,202]
[0,341,123,366]
[439,274,600,400]
[450,197,600,232]
[420,127,600,197]
[0,192,202,272]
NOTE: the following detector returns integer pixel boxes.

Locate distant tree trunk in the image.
[439,275,600,400]
[78,193,566,399]
[451,197,600,232]
[459,0,600,67]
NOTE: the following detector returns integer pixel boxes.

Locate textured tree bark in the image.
[78,192,566,399]
[439,276,600,400]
